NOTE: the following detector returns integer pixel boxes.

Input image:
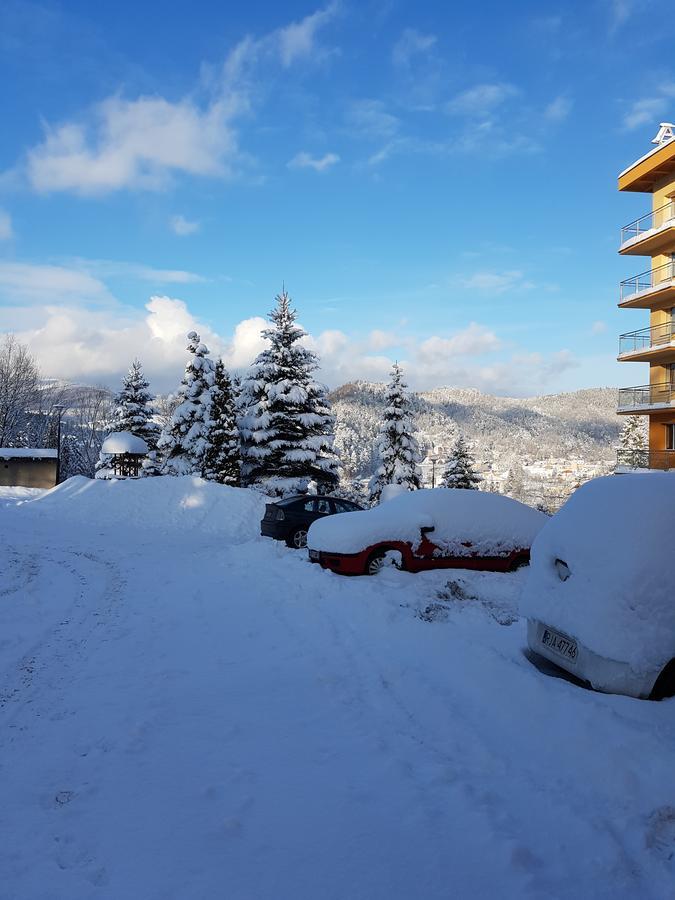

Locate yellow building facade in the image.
[618,124,675,469]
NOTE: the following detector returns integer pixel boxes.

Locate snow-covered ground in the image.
[1,477,674,899]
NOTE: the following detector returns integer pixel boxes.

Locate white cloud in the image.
[1,295,579,396]
[623,97,668,131]
[544,96,573,122]
[13,4,341,196]
[392,28,437,67]
[170,214,200,236]
[608,0,634,31]
[445,83,518,117]
[277,2,339,67]
[418,324,502,358]
[76,259,206,284]
[347,99,400,139]
[288,151,340,172]
[0,209,13,240]
[0,261,113,304]
[461,270,535,293]
[25,95,241,195]
[591,320,607,335]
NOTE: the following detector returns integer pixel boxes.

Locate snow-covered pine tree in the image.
[202,360,241,486]
[239,289,340,496]
[96,360,159,479]
[619,414,648,468]
[157,332,215,476]
[368,363,422,503]
[440,435,482,489]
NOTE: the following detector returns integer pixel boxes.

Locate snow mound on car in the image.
[26,475,266,544]
[307,487,546,556]
[521,473,675,673]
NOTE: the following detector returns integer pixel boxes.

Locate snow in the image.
[27,475,266,542]
[0,484,45,503]
[522,473,675,673]
[1,476,675,898]
[100,431,149,455]
[308,487,547,555]
[0,447,57,459]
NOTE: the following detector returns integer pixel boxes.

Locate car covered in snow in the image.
[524,473,675,700]
[260,495,364,548]
[307,488,547,576]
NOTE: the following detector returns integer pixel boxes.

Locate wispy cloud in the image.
[607,0,635,32]
[445,83,518,117]
[591,320,607,335]
[622,89,675,131]
[277,1,340,67]
[461,270,535,293]
[169,214,200,236]
[392,28,436,67]
[288,151,340,171]
[71,258,207,284]
[346,99,400,139]
[544,96,573,122]
[0,209,12,240]
[0,261,113,305]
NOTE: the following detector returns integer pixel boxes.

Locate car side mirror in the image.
[420,525,435,535]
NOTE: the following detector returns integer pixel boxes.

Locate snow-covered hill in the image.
[331,382,618,498]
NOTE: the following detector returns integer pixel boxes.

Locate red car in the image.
[307,488,547,577]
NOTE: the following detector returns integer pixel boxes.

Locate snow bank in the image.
[26,475,266,544]
[101,431,149,454]
[0,447,57,459]
[308,488,546,555]
[522,473,675,672]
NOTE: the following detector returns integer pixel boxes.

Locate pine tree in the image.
[619,415,648,468]
[202,360,241,486]
[239,289,340,496]
[157,332,215,476]
[440,435,482,489]
[368,363,422,502]
[96,360,159,479]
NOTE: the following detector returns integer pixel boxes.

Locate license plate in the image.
[309,549,320,561]
[541,627,578,663]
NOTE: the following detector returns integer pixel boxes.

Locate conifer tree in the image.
[157,332,215,476]
[202,360,240,486]
[239,288,340,495]
[368,363,422,502]
[440,435,482,490]
[619,415,648,468]
[96,359,159,478]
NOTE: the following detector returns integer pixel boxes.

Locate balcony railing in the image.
[618,321,675,356]
[621,200,675,246]
[620,260,675,302]
[618,383,675,410]
[616,449,675,471]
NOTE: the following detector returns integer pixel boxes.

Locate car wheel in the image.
[650,658,675,700]
[288,528,309,549]
[366,548,403,576]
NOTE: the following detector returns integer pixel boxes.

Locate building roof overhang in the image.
[619,138,675,192]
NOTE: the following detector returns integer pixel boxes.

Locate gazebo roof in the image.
[101,432,149,455]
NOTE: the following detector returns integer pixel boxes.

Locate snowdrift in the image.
[308,488,546,556]
[26,475,267,544]
[522,473,675,672]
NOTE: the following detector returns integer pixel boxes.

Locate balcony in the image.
[619,261,675,310]
[618,382,675,413]
[616,449,675,471]
[618,321,675,362]
[620,201,675,255]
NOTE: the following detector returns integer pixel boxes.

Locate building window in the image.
[666,424,675,451]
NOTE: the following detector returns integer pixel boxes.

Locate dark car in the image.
[260,495,364,549]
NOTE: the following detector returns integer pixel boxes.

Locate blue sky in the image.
[0,0,673,395]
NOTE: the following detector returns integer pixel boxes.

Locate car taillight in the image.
[276,509,285,521]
